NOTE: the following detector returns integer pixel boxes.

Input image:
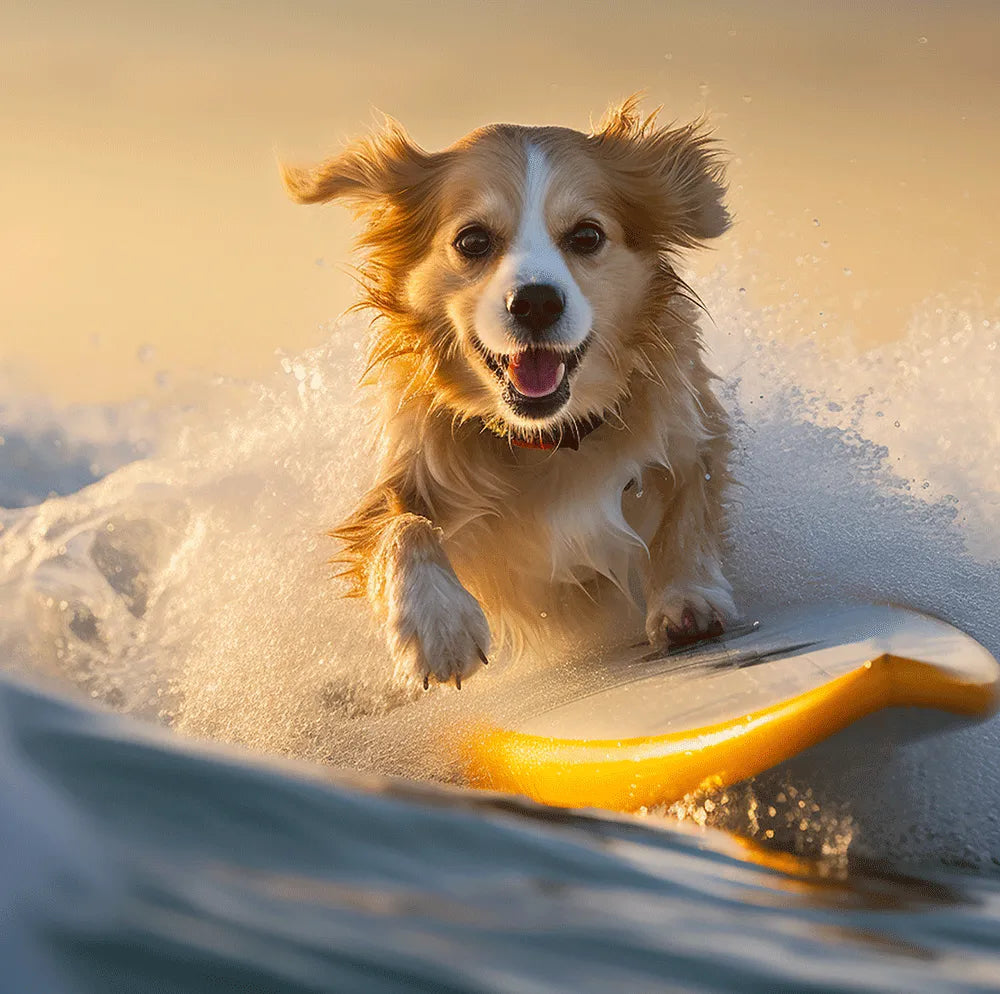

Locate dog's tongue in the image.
[507,349,566,398]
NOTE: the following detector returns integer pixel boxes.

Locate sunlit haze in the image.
[4,0,997,402]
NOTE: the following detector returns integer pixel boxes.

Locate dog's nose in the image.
[506,284,565,335]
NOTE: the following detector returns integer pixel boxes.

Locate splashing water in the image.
[1,276,998,860]
[710,282,1000,645]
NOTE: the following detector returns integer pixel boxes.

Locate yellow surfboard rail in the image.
[465,639,1000,813]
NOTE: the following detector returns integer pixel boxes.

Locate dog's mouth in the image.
[473,338,590,420]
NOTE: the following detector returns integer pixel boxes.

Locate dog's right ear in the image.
[280,118,441,212]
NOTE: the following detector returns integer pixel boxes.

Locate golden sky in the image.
[3,0,998,402]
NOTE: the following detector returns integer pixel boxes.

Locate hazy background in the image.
[3,0,998,403]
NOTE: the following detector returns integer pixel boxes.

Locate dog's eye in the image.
[453,225,493,259]
[565,221,605,255]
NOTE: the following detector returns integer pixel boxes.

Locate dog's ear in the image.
[280,118,442,213]
[593,95,730,247]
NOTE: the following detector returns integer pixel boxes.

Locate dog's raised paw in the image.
[645,584,736,649]
[385,560,491,690]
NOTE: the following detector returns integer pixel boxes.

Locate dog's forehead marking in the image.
[519,144,551,236]
[510,143,560,281]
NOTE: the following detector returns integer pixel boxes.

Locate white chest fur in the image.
[439,438,664,621]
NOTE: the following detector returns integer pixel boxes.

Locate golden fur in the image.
[283,97,735,688]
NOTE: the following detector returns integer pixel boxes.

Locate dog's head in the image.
[283,98,729,443]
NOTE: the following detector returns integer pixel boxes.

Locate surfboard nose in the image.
[463,604,1000,812]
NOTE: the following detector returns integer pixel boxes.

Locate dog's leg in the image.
[366,512,491,689]
[641,444,736,648]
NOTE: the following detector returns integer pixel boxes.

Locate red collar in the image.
[508,414,604,451]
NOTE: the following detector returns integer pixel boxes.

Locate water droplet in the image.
[918,36,928,44]
[812,217,820,226]
[843,267,853,276]
[742,94,752,103]
[738,286,746,294]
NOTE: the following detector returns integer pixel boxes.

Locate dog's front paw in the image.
[385,560,491,690]
[645,582,736,648]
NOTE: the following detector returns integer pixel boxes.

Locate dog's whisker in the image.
[603,407,630,433]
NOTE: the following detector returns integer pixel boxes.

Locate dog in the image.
[282,96,736,690]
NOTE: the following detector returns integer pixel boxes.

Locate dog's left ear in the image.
[280,118,443,214]
[593,97,730,248]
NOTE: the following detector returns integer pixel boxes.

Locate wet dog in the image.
[283,97,735,689]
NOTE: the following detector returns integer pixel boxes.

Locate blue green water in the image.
[4,676,1000,994]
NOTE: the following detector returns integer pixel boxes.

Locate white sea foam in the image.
[1,277,998,834]
[706,279,1000,657]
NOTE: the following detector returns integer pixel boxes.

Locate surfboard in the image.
[464,604,1000,812]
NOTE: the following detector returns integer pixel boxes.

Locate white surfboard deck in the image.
[464,604,1000,812]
